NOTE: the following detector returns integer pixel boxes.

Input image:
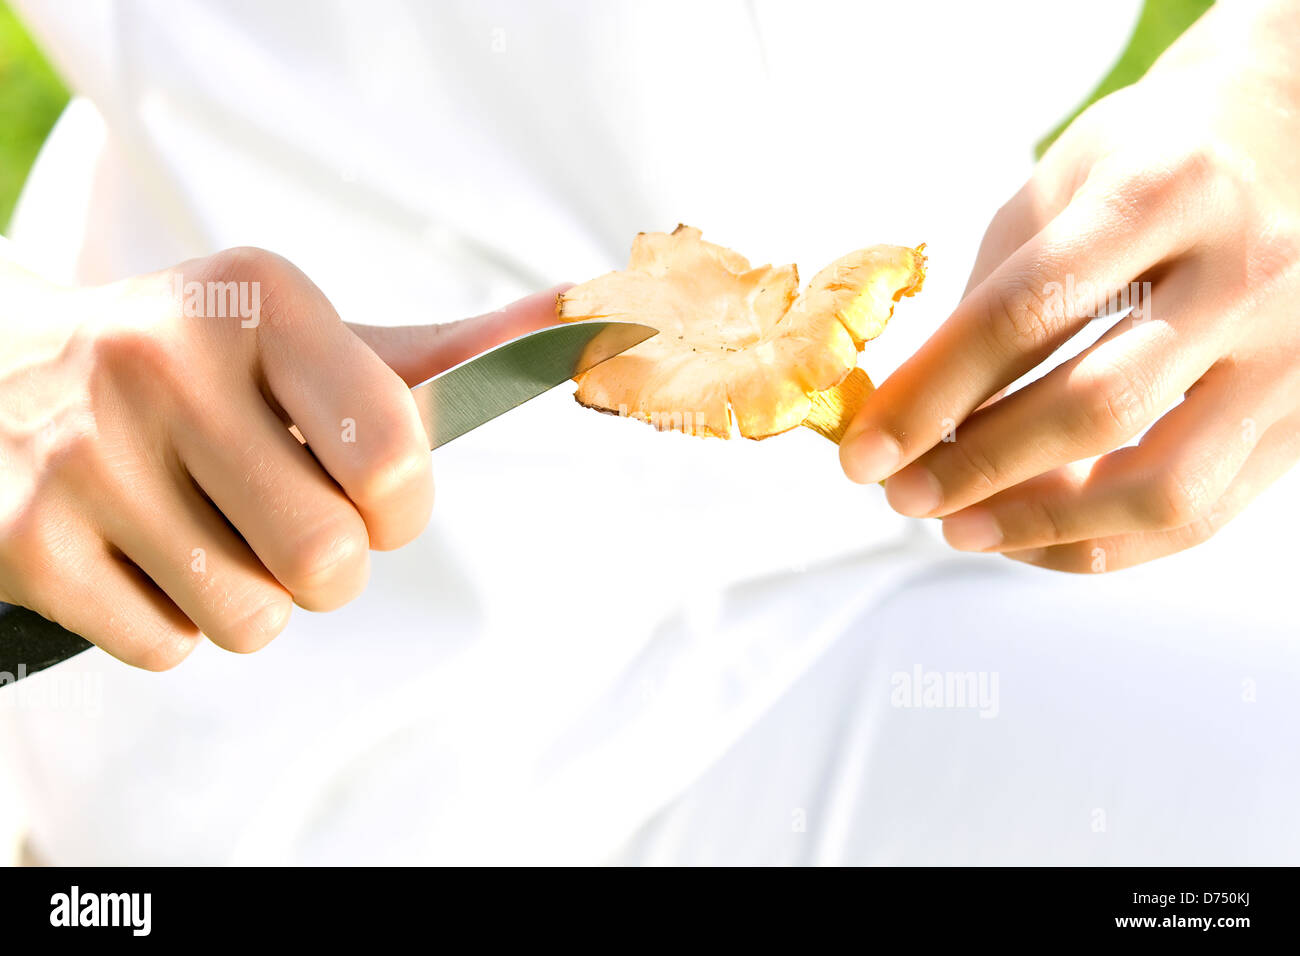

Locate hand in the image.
[0,246,561,668]
[840,0,1300,572]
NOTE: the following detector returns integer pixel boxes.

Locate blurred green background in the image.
[1036,0,1214,157]
[0,0,68,232]
[0,0,1211,235]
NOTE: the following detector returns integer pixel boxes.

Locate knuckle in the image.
[43,425,149,515]
[81,324,199,434]
[986,276,1058,353]
[0,508,49,572]
[1026,495,1071,545]
[945,438,1002,494]
[201,246,287,286]
[1108,166,1178,221]
[199,247,314,336]
[77,291,227,435]
[88,321,176,388]
[1067,364,1150,449]
[60,433,116,494]
[1242,215,1300,292]
[1102,145,1220,231]
[1140,468,1215,530]
[0,504,71,595]
[1169,146,1220,200]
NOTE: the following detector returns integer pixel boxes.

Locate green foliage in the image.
[1036,0,1214,158]
[0,0,69,232]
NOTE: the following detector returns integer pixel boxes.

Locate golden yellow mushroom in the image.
[558,225,925,442]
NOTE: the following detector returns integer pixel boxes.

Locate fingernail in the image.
[885,465,943,517]
[941,509,1002,551]
[841,429,901,485]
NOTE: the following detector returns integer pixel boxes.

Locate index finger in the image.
[839,163,1197,486]
[349,284,573,386]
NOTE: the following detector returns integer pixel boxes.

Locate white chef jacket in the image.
[1,0,1298,865]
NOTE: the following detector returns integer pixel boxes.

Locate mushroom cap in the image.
[558,225,925,439]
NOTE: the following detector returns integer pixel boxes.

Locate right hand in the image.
[0,247,560,670]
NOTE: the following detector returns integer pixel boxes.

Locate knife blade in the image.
[414,319,656,449]
[0,319,657,683]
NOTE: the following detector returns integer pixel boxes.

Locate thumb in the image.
[349,284,572,386]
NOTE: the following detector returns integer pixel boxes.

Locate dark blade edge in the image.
[0,603,93,681]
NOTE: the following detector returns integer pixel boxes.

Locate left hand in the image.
[839,0,1300,573]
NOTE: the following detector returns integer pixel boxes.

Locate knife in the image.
[0,320,657,684]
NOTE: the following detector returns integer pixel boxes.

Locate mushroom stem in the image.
[801,367,874,444]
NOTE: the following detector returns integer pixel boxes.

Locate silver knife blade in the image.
[413,320,657,449]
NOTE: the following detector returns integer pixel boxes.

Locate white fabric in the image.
[2,0,1297,865]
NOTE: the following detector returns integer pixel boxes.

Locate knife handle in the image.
[0,603,94,684]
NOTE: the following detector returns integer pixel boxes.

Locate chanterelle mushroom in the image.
[558,225,925,442]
